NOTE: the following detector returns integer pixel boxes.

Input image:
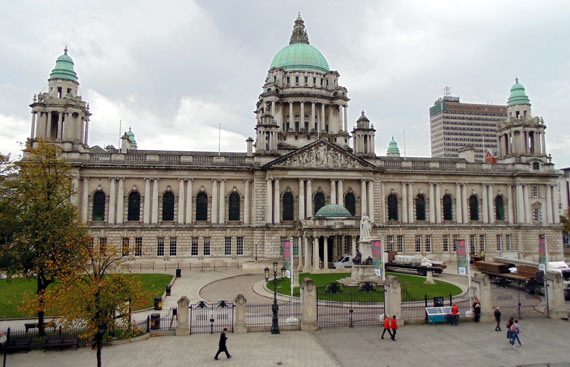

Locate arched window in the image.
[282,192,294,221]
[469,195,479,221]
[162,192,174,221]
[388,194,398,221]
[196,192,208,221]
[345,192,356,216]
[443,194,453,221]
[92,191,106,221]
[416,194,426,221]
[228,192,240,221]
[128,192,141,221]
[314,192,325,214]
[495,195,505,221]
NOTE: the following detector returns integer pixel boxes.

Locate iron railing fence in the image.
[245,302,301,328]
[189,301,234,334]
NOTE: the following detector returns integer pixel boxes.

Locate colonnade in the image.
[267,100,348,135]
[292,235,357,272]
[498,128,546,157]
[30,110,89,144]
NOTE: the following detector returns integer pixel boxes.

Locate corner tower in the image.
[29,48,91,151]
[255,14,350,155]
[497,78,548,166]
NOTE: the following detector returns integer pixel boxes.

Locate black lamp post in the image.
[265,261,286,334]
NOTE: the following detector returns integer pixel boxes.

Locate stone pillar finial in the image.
[176,296,190,336]
[301,278,318,331]
[234,294,248,333]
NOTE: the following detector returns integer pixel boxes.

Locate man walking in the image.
[214,328,231,360]
[381,315,392,340]
[390,315,398,341]
[494,306,502,331]
[510,320,522,346]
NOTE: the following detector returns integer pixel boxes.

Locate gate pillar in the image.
[301,278,318,331]
[176,296,190,336]
[384,276,402,324]
[545,273,566,319]
[472,273,493,322]
[234,294,248,334]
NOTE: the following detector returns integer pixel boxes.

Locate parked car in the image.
[333,255,354,268]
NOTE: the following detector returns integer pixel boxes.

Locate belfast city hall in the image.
[26,15,563,270]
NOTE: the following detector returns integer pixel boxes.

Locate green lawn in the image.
[0,273,173,319]
[266,272,461,302]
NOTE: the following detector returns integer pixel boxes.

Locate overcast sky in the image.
[1,0,569,168]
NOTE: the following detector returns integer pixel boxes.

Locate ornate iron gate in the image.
[490,283,546,319]
[317,282,385,328]
[189,301,235,334]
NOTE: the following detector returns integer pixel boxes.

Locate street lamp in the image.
[265,261,286,334]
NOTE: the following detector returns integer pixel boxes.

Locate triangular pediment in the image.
[263,140,377,171]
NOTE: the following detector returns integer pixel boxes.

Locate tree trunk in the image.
[97,341,102,367]
[37,277,46,336]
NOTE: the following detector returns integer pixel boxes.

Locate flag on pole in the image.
[456,239,468,276]
[538,235,548,271]
[283,239,292,279]
[371,239,384,280]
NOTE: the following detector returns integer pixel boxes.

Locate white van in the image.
[333,255,354,269]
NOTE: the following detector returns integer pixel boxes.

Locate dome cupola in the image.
[387,137,400,156]
[314,204,353,218]
[49,47,78,82]
[507,77,530,106]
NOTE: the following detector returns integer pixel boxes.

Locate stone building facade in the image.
[26,16,563,269]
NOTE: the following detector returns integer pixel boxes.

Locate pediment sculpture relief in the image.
[276,144,369,169]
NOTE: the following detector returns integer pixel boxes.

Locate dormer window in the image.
[295,76,299,85]
[57,87,62,98]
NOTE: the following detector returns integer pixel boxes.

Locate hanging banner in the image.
[282,239,292,279]
[456,239,468,276]
[371,239,384,279]
[538,236,548,271]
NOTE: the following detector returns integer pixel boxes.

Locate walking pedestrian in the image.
[494,306,502,331]
[214,328,231,360]
[510,320,522,346]
[505,316,514,340]
[390,315,398,341]
[381,315,392,340]
[473,298,481,322]
[451,303,459,325]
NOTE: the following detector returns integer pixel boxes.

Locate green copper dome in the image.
[387,137,400,155]
[126,128,137,148]
[269,14,330,73]
[49,47,78,82]
[507,78,530,106]
[314,204,353,218]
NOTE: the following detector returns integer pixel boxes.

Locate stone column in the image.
[186,179,193,224]
[429,183,435,224]
[234,294,247,334]
[323,236,329,270]
[58,112,63,139]
[546,184,553,224]
[306,180,313,217]
[288,102,293,131]
[301,278,318,331]
[219,179,226,224]
[523,185,530,224]
[81,178,89,223]
[108,178,116,225]
[266,179,273,224]
[553,185,560,223]
[84,120,89,144]
[212,180,218,224]
[143,178,151,224]
[116,178,124,224]
[274,179,280,224]
[508,185,514,224]
[482,185,488,224]
[546,273,567,318]
[402,182,408,223]
[408,182,414,224]
[321,103,326,131]
[330,180,336,205]
[300,102,305,130]
[152,179,159,224]
[244,180,250,225]
[435,183,441,224]
[299,179,305,220]
[351,236,356,255]
[297,236,304,270]
[343,106,348,132]
[178,179,185,224]
[176,296,190,336]
[338,180,344,207]
[368,180,374,223]
[303,236,311,272]
[30,112,36,139]
[541,133,546,155]
[462,184,468,224]
[384,276,402,323]
[471,273,493,322]
[456,184,462,224]
[311,102,315,131]
[361,180,367,217]
[313,237,319,271]
[488,185,494,224]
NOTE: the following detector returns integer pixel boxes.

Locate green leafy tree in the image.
[0,141,89,335]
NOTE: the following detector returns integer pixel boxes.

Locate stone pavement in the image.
[6,318,570,367]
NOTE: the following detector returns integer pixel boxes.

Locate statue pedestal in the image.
[339,265,383,286]
[358,239,372,261]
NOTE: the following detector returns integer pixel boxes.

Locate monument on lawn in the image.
[340,215,381,285]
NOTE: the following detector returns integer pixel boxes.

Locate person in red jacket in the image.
[381,315,392,340]
[451,303,459,325]
[390,315,398,341]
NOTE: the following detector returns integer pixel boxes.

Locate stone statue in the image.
[362,256,373,266]
[353,250,362,265]
[360,215,371,240]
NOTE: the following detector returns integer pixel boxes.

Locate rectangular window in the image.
[135,237,142,257]
[292,238,299,256]
[453,235,460,252]
[496,235,502,251]
[99,237,107,255]
[295,76,299,84]
[90,237,95,252]
[425,235,431,253]
[169,237,177,256]
[287,77,290,84]
[443,235,449,252]
[532,185,539,197]
[469,235,476,255]
[343,237,350,254]
[157,237,164,257]
[479,235,485,253]
[387,235,394,252]
[506,235,512,251]
[304,76,308,84]
[397,235,404,252]
[237,237,244,255]
[122,238,130,256]
[415,236,422,253]
[191,237,199,256]
[203,237,211,256]
[224,237,232,256]
[532,208,541,222]
[313,77,316,84]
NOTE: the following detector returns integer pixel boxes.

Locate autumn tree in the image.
[52,242,147,367]
[0,141,89,335]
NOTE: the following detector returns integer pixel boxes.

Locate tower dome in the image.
[387,137,400,156]
[314,204,353,218]
[507,77,530,106]
[269,14,330,73]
